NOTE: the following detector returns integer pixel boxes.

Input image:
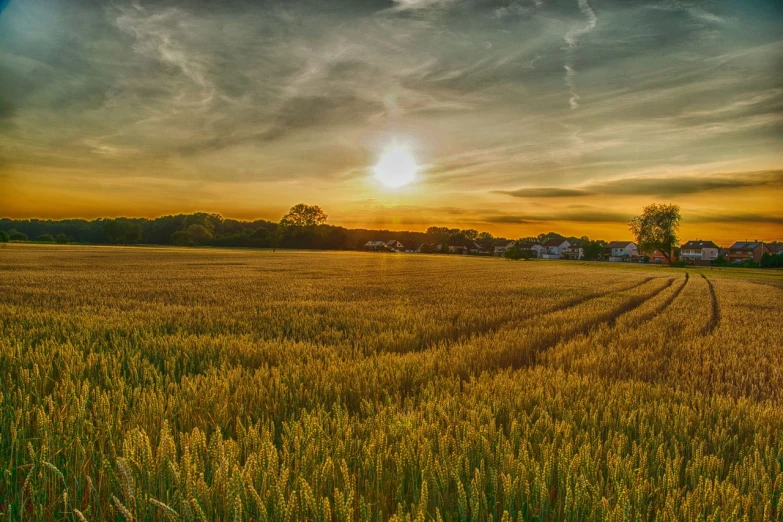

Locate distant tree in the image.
[477,231,494,242]
[103,220,142,244]
[461,229,479,241]
[217,219,246,236]
[0,230,8,242]
[186,224,213,245]
[8,229,28,241]
[583,240,607,261]
[761,252,783,268]
[36,234,55,242]
[144,215,187,244]
[56,233,69,244]
[426,227,450,242]
[171,231,191,246]
[315,227,349,250]
[504,242,533,260]
[629,203,682,265]
[277,204,328,249]
[183,213,221,233]
[250,227,270,241]
[537,231,564,243]
[280,204,327,230]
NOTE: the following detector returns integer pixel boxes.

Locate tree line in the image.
[0,204,616,257]
[4,203,779,266]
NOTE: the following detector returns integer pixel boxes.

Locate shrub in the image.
[36,234,55,242]
[8,229,28,241]
[56,233,69,244]
[170,230,192,246]
[0,230,8,242]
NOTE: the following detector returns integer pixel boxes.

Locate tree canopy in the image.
[102,219,142,244]
[280,204,328,230]
[8,229,28,241]
[629,203,682,265]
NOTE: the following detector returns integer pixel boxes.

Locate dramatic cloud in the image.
[0,0,781,241]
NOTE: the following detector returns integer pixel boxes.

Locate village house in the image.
[385,240,405,252]
[471,242,495,255]
[726,241,769,264]
[540,239,570,259]
[363,240,405,252]
[364,240,386,250]
[605,241,638,262]
[643,248,670,264]
[517,241,544,258]
[494,240,516,256]
[767,242,783,256]
[561,243,584,260]
[680,240,720,265]
[418,242,441,253]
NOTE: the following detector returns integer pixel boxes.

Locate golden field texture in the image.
[1,245,782,521]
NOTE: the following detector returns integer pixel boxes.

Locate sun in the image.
[373,143,418,188]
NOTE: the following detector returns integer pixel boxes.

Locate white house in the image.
[606,241,637,261]
[364,240,386,250]
[518,242,544,258]
[386,240,405,252]
[494,241,516,256]
[561,244,584,260]
[471,242,494,255]
[680,240,719,262]
[541,239,570,259]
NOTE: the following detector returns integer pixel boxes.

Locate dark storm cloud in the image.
[500,170,783,198]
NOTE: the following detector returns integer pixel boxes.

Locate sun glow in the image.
[373,143,418,188]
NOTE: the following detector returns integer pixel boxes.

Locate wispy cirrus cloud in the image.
[563,0,597,110]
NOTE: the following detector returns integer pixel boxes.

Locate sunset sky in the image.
[1,0,781,242]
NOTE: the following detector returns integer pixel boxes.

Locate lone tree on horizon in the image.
[279,203,328,230]
[275,203,328,251]
[629,203,682,265]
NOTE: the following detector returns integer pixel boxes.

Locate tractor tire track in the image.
[701,274,720,335]
[522,276,678,368]
[432,276,660,350]
[617,272,689,329]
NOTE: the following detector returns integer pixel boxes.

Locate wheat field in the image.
[1,245,782,521]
